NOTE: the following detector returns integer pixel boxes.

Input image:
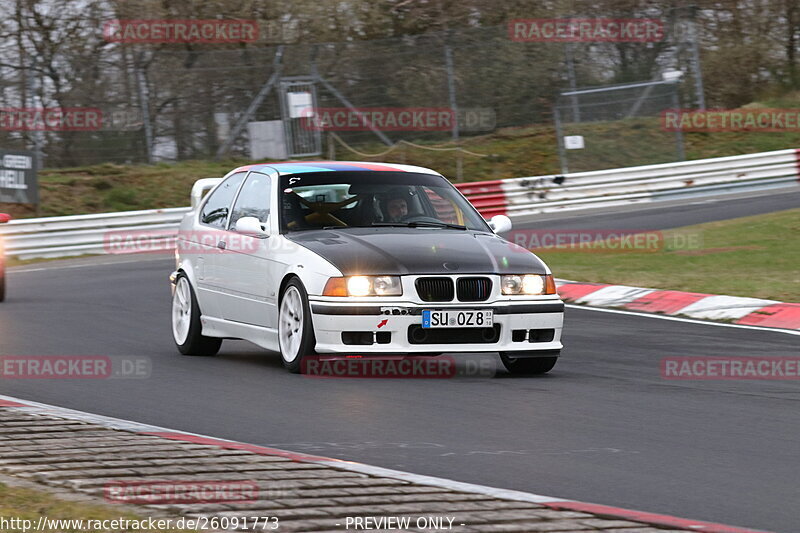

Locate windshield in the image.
[279,171,490,233]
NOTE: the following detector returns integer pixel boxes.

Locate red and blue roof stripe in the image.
[233,161,435,175]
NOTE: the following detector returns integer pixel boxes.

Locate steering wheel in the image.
[292,193,361,227]
[399,214,442,224]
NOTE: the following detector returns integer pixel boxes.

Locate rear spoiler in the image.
[190,178,222,209]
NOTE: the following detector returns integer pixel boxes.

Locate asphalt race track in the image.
[1,189,799,532]
[512,186,800,231]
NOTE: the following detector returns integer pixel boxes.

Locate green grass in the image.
[24,159,248,218]
[537,208,800,302]
[0,482,191,532]
[0,98,798,220]
[4,255,90,268]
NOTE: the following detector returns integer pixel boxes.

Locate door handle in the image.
[217,240,226,250]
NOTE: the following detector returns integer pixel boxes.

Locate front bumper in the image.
[309,299,564,354]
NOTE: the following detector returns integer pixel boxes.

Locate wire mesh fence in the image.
[554,80,685,173]
[0,19,703,172]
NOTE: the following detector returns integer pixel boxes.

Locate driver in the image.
[385,196,408,222]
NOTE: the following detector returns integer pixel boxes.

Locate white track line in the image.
[0,393,564,504]
[566,303,800,336]
[9,255,169,273]
[9,254,798,337]
[0,393,771,532]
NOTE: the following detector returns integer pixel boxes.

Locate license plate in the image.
[422,309,493,329]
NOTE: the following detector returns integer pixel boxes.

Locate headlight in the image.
[372,276,401,296]
[324,276,402,296]
[501,274,556,295]
[347,276,372,296]
[501,275,522,295]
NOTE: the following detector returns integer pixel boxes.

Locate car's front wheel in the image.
[499,351,559,375]
[172,274,222,356]
[278,278,316,373]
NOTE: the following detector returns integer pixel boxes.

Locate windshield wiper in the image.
[371,221,467,230]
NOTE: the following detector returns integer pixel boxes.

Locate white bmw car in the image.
[170,161,564,374]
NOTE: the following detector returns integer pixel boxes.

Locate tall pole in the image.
[554,107,568,174]
[327,132,335,160]
[687,7,706,109]
[27,59,42,173]
[135,52,154,163]
[565,43,580,122]
[671,86,686,161]
[27,58,42,216]
[444,42,462,181]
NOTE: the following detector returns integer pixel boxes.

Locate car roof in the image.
[231,161,441,177]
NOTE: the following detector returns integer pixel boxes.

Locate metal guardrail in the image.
[0,208,189,259]
[455,148,800,217]
[0,179,225,260]
[2,149,798,259]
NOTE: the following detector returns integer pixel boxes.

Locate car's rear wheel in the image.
[499,352,559,375]
[172,274,221,356]
[279,278,316,373]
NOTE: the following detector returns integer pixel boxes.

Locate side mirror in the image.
[488,214,512,234]
[191,178,222,209]
[234,216,268,237]
[0,214,10,224]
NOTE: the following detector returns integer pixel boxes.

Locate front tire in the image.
[500,352,559,375]
[172,274,221,356]
[278,278,316,373]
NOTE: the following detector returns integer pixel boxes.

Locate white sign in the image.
[0,169,27,189]
[3,154,32,169]
[287,92,314,119]
[0,149,37,204]
[564,135,585,149]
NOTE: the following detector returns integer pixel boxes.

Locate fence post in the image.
[671,86,686,161]
[27,58,43,173]
[444,42,462,181]
[554,106,569,175]
[135,52,154,164]
[687,8,706,110]
[565,43,581,122]
[327,131,336,160]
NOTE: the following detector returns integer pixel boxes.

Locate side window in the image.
[230,172,271,229]
[200,172,246,228]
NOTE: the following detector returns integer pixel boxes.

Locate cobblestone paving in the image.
[0,407,693,532]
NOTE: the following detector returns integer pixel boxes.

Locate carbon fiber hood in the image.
[285,228,548,276]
